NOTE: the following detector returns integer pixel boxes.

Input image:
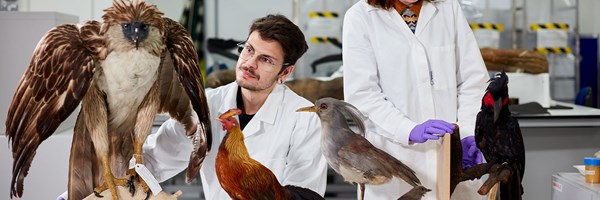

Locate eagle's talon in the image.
[144,190,151,200]
[93,190,104,198]
[128,175,136,196]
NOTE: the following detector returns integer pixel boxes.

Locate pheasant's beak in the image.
[296,106,317,113]
[219,108,242,119]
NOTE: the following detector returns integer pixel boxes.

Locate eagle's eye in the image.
[140,24,149,30]
[122,23,130,29]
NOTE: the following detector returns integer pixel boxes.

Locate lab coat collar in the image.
[415,0,438,37]
[218,82,282,138]
[370,0,438,37]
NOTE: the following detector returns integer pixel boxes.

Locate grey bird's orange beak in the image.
[296,106,317,113]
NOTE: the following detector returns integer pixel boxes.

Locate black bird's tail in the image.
[284,185,324,200]
[499,170,523,200]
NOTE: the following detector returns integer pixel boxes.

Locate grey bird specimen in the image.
[297,97,427,200]
[397,185,431,200]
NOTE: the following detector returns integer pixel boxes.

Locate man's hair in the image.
[249,14,308,66]
[367,0,435,9]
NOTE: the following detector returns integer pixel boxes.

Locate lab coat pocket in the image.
[429,44,456,90]
[256,157,287,180]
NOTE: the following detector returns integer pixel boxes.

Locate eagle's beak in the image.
[122,21,149,50]
[131,22,143,49]
[296,106,317,113]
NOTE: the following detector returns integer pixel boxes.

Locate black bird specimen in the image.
[475,71,525,199]
[297,98,426,200]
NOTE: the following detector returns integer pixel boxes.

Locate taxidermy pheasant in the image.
[297,98,426,200]
[215,108,324,200]
[475,71,525,199]
[5,0,211,199]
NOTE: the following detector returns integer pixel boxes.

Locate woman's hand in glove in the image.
[409,119,455,143]
[461,136,483,169]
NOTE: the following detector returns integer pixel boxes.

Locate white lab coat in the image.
[143,82,328,200]
[342,0,489,199]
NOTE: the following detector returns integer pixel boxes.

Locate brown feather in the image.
[160,17,212,182]
[6,22,97,198]
[68,112,100,200]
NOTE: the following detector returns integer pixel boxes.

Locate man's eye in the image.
[260,56,274,65]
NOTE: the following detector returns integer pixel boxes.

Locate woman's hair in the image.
[248,14,309,66]
[367,0,435,9]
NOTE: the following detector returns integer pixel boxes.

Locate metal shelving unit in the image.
[524,0,580,103]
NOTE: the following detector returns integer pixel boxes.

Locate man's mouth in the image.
[242,69,258,79]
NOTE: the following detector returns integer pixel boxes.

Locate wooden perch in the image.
[478,164,512,195]
[449,125,512,196]
[83,183,182,200]
[449,124,486,194]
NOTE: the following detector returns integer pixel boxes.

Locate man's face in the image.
[235,31,287,91]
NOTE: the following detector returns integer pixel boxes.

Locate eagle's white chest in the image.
[97,50,161,126]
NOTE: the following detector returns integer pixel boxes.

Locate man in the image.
[143,14,327,199]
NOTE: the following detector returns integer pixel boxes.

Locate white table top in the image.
[515,101,600,128]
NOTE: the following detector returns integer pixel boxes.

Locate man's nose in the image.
[242,54,259,68]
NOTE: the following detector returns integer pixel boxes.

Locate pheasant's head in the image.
[217,108,242,131]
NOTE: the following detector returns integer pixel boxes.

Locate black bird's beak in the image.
[494,97,503,122]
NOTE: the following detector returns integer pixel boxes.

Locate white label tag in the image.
[586,170,596,175]
[135,164,162,196]
[552,181,562,192]
[129,157,136,169]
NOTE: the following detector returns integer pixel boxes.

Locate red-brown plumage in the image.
[215,108,323,200]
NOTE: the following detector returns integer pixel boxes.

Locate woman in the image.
[342,0,488,199]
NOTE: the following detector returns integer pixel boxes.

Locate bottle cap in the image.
[584,157,600,166]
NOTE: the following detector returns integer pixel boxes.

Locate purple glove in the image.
[461,136,483,169]
[409,120,455,143]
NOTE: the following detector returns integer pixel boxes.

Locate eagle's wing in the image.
[158,17,212,182]
[6,21,100,198]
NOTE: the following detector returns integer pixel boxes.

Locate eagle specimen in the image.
[6,0,211,199]
[475,71,525,199]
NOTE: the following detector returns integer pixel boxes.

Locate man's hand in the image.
[409,120,455,143]
[461,136,483,169]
